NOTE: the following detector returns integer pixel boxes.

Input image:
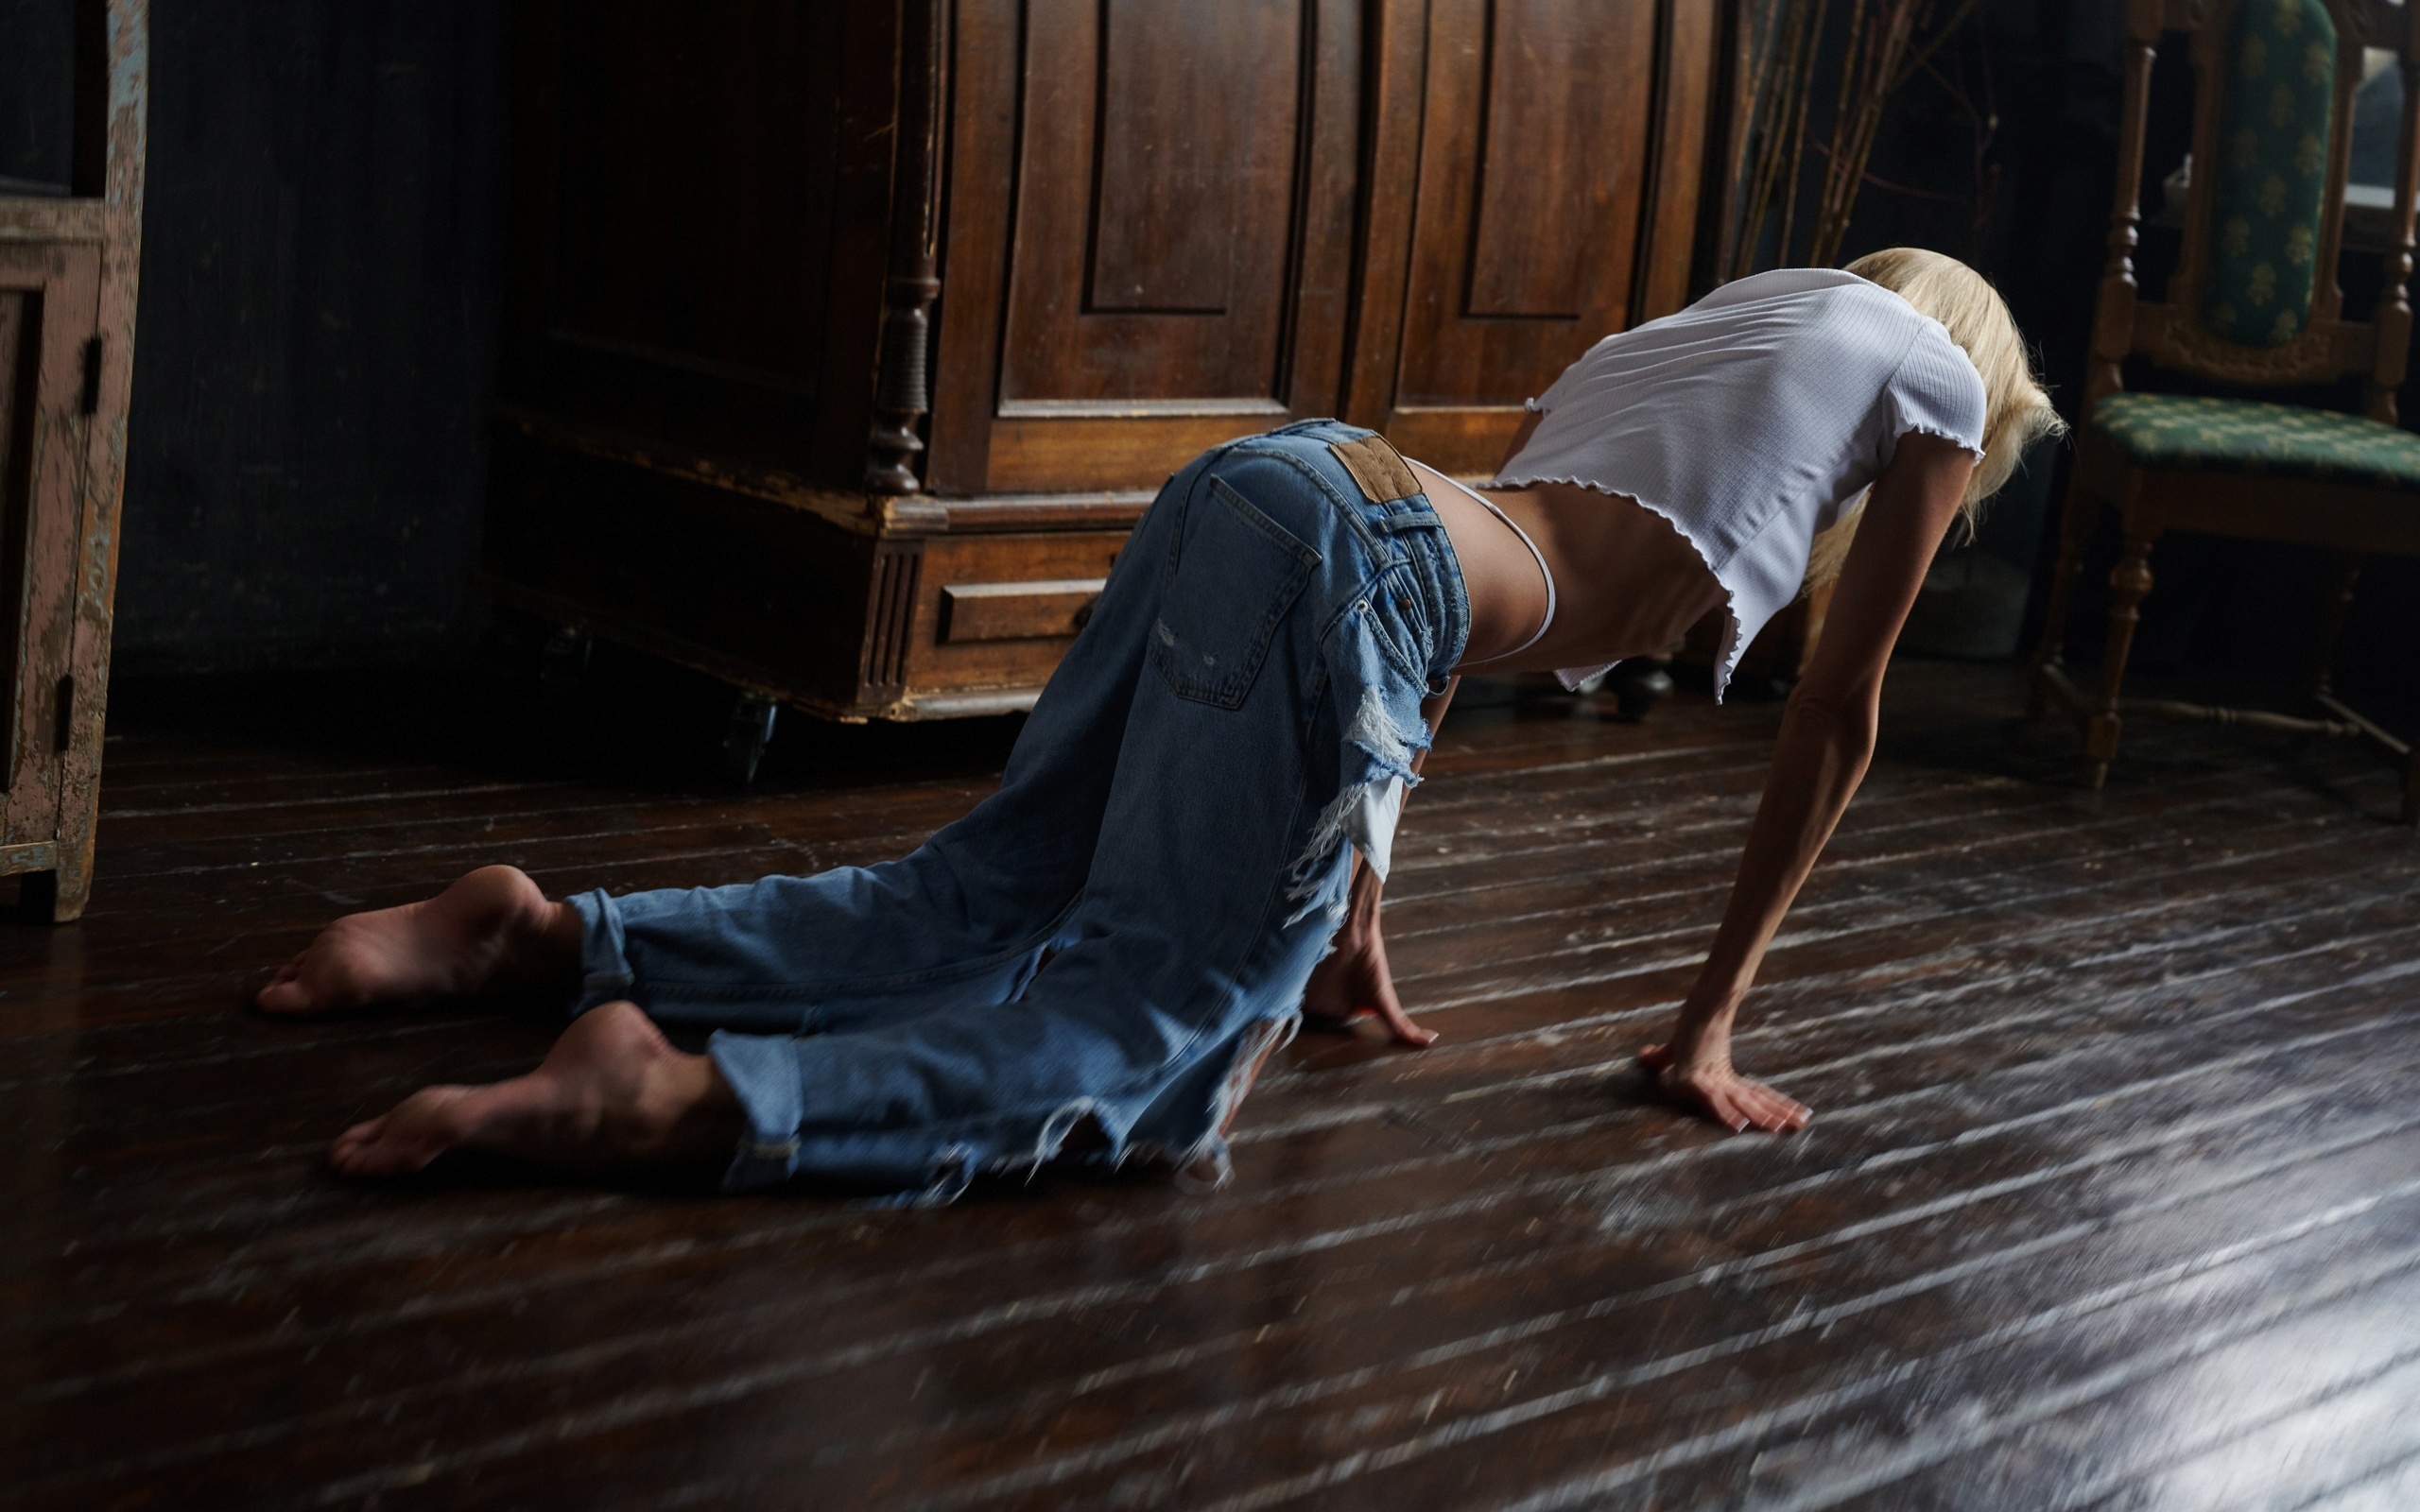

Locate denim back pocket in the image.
[1150,474,1320,709]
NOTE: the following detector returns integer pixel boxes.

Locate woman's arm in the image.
[1302,677,1457,1045]
[1300,416,1540,1044]
[1644,433,1975,1132]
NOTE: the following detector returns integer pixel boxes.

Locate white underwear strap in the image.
[1427,468,1556,660]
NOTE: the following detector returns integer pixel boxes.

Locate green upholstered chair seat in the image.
[2088,392,2420,492]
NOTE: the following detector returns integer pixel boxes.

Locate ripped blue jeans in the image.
[567,420,1470,1199]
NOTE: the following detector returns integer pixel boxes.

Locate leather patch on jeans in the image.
[1328,436,1421,504]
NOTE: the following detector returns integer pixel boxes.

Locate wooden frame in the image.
[2027,0,2420,821]
[0,0,146,919]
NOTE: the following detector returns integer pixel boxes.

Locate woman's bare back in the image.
[1411,458,1728,675]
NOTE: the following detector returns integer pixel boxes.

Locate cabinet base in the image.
[483,417,1147,724]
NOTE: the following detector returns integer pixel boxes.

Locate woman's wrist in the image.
[1668,991,1742,1065]
[1345,860,1384,926]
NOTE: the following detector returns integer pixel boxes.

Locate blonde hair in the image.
[1803,248,2066,588]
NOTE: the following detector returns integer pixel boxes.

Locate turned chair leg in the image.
[2026,476,2097,724]
[2306,553,2364,704]
[2298,556,2415,826]
[2085,530,2158,790]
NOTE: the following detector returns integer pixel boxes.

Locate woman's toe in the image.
[335,1127,435,1177]
[329,1118,383,1171]
[258,976,311,1014]
[330,1092,464,1176]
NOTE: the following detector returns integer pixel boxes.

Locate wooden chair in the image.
[2027,0,2420,821]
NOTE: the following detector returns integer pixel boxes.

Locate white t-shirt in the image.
[1495,267,1989,699]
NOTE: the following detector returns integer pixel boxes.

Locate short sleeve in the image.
[1882,319,1988,462]
[1526,337,1606,416]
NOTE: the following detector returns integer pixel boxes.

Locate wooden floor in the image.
[7,657,2420,1511]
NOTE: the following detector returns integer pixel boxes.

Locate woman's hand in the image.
[1629,439,1965,1140]
[1308,682,1457,1050]
[1302,866,1436,1047]
[1637,1041,1809,1133]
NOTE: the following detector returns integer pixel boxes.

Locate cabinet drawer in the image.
[902,529,1132,696]
[940,577,1105,644]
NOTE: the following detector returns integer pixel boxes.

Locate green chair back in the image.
[2202,0,2340,347]
[2084,0,2419,415]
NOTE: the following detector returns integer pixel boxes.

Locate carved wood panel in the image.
[1357,0,1716,472]
[999,0,1301,408]
[1444,0,1657,333]
[932,0,1364,493]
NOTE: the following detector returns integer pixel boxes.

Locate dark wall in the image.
[0,0,77,195]
[110,2,510,673]
[1818,0,2125,569]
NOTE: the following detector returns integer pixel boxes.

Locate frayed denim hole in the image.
[1024,1098,1104,1180]
[912,1146,978,1209]
[1176,1008,1288,1194]
[1174,1143,1234,1194]
[1343,679,1426,772]
[1175,1011,1297,1197]
[1280,838,1355,927]
[1283,686,1424,921]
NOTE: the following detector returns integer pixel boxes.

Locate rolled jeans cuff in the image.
[567,887,637,1013]
[709,1030,806,1190]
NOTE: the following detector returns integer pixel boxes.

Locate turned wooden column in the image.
[866,0,944,496]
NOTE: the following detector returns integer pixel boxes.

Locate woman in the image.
[262,249,2062,1197]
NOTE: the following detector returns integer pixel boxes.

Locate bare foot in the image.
[329,1001,744,1177]
[257,865,579,1015]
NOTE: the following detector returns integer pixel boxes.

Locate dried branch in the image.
[1724,0,1990,278]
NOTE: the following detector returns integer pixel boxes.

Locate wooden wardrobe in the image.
[485,0,1722,730]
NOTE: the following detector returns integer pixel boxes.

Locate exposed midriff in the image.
[1409,459,1727,677]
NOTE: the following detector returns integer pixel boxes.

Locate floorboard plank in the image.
[7,662,2412,1511]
